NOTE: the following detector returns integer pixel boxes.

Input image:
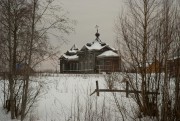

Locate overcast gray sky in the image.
[40,0,125,70]
[61,0,124,50]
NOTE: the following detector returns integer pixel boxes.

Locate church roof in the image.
[80,27,115,51]
[60,45,79,61]
[97,50,119,58]
[67,44,79,55]
[61,54,79,61]
[61,28,117,59]
[81,38,109,51]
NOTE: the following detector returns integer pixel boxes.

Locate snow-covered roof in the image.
[138,59,161,67]
[67,44,79,54]
[67,49,78,54]
[61,54,79,61]
[168,56,180,60]
[81,38,113,51]
[97,50,119,58]
[168,48,180,60]
[139,62,153,67]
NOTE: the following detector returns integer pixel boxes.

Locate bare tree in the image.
[115,0,162,117]
[0,0,74,120]
[115,0,180,120]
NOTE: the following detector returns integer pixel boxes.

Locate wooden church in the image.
[59,29,121,74]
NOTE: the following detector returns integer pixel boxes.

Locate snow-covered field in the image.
[0,74,142,121]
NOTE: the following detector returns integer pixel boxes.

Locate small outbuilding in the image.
[138,60,162,73]
[168,48,180,77]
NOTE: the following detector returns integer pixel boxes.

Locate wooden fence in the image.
[90,81,159,97]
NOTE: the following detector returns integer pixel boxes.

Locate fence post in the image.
[126,81,129,97]
[96,81,99,96]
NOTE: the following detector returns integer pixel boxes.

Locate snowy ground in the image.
[0,74,145,121]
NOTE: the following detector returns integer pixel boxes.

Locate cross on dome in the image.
[95,25,100,38]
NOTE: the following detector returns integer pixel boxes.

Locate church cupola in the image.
[95,25,100,39]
